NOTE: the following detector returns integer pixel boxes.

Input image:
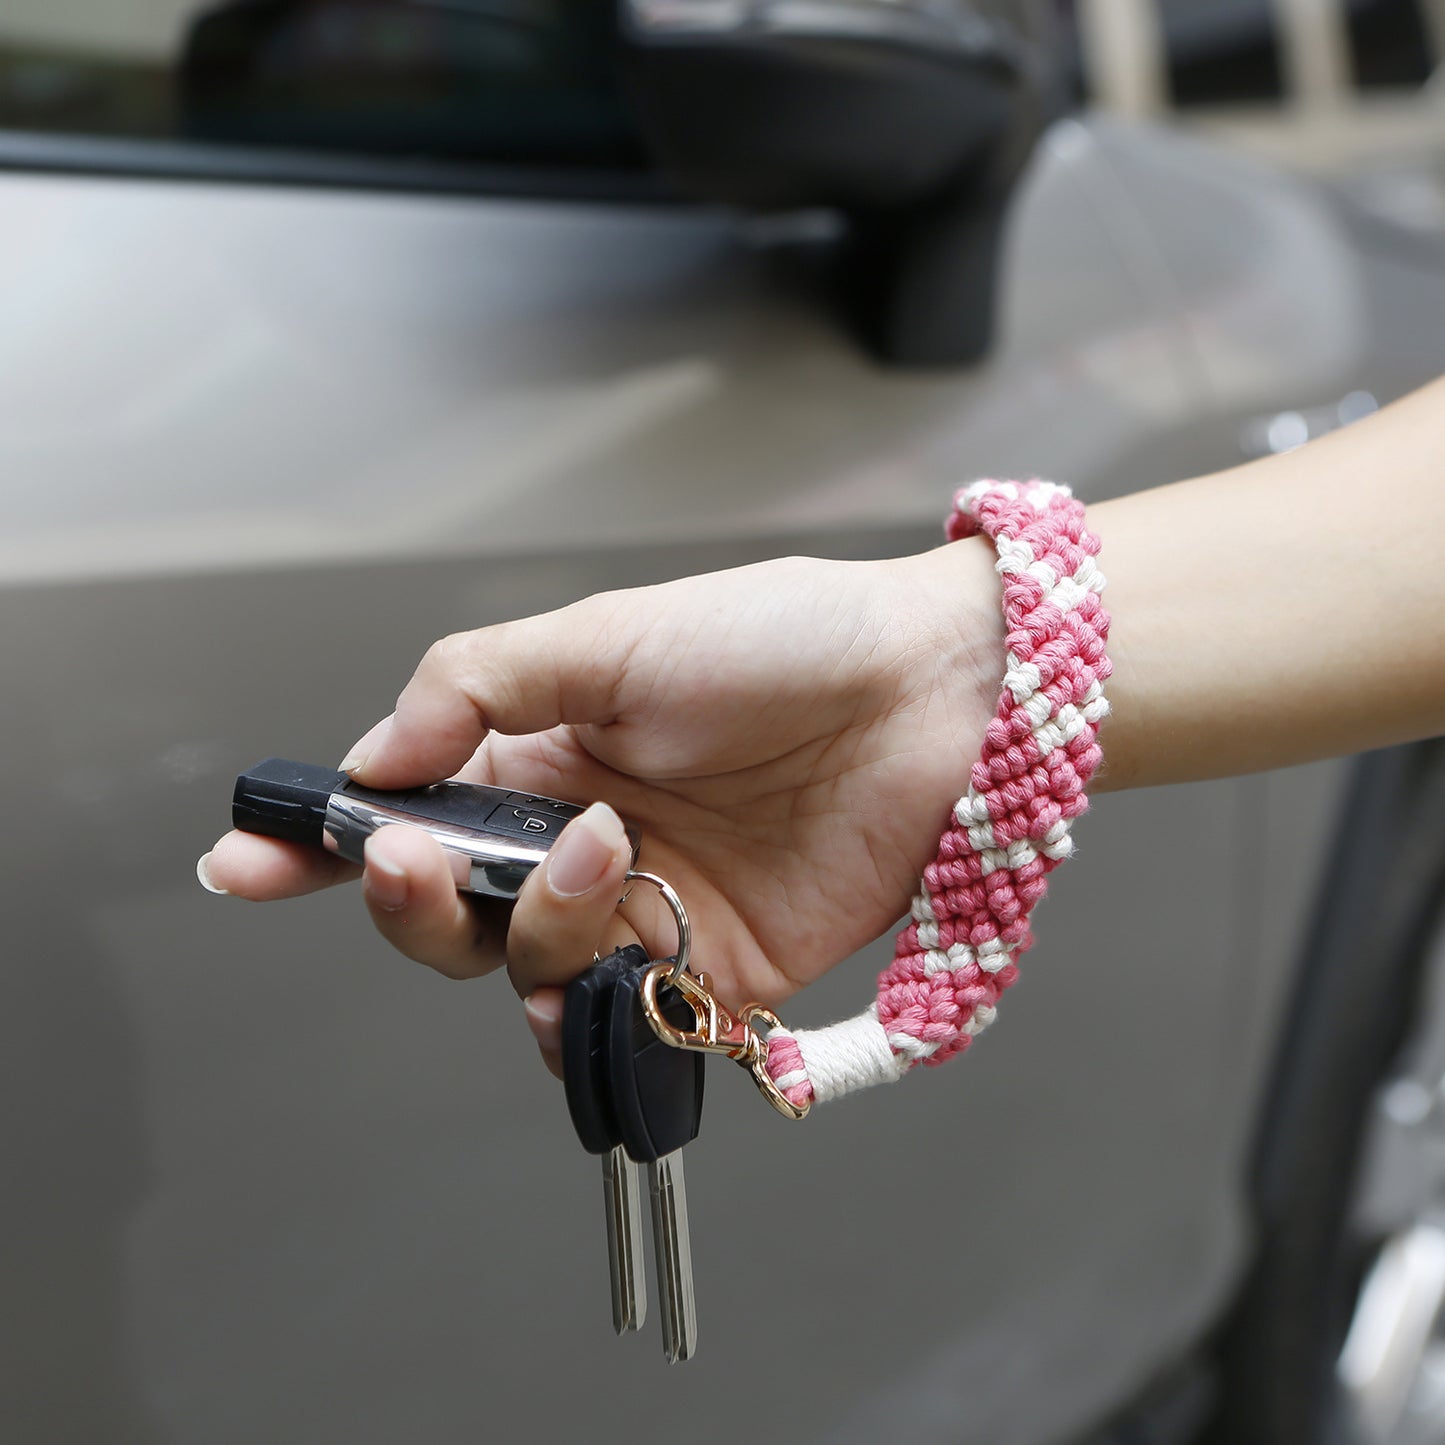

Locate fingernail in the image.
[340,713,394,775]
[196,853,230,896]
[524,994,563,1029]
[364,851,409,911]
[545,802,625,898]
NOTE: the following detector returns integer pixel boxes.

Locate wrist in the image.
[892,535,1007,754]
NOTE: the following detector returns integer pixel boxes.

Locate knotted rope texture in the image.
[763,480,1112,1107]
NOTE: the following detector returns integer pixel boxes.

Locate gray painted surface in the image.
[1,116,1442,1443]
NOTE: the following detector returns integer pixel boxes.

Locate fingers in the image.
[201,829,361,900]
[523,991,566,1080]
[358,802,633,994]
[511,803,636,1078]
[341,597,633,790]
[506,803,634,998]
[362,826,509,980]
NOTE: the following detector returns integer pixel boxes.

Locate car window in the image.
[1347,0,1436,88]
[1156,0,1284,104]
[0,0,657,190]
[1115,0,1435,106]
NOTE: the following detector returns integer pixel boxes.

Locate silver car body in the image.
[4,114,1444,1442]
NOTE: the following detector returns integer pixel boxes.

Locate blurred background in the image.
[2,4,1445,1444]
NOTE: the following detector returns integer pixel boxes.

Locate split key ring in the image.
[622,870,692,985]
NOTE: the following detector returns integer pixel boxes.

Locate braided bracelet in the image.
[762,480,1112,1108]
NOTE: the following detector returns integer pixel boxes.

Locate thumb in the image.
[343,595,633,788]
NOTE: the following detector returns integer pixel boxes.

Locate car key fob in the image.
[608,963,705,1166]
[563,943,654,1338]
[563,943,650,1156]
[606,960,705,1363]
[231,757,639,900]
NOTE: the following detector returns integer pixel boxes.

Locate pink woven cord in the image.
[762,481,1112,1109]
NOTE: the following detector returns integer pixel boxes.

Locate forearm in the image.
[1093,376,1445,791]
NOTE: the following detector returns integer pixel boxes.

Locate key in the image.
[232,759,640,901]
[608,962,705,1364]
[563,945,650,1335]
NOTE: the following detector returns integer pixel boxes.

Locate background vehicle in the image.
[3,3,1445,1442]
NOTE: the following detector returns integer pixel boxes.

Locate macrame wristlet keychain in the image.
[756,479,1114,1110]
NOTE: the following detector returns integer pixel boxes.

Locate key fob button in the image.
[483,801,577,842]
[501,791,583,815]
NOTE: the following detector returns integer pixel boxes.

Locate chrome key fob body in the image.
[233,758,639,900]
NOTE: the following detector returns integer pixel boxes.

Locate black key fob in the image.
[562,944,650,1156]
[607,963,705,1166]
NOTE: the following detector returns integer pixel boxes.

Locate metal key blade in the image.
[648,1151,697,1363]
[603,1145,647,1334]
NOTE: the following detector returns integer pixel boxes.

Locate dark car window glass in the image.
[1150,0,1435,107]
[1348,0,1435,88]
[0,0,650,171]
[1156,0,1285,104]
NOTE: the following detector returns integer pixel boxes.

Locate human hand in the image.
[202,542,1003,1074]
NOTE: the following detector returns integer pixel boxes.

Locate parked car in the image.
[3,4,1445,1443]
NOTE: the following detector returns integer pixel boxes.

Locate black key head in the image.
[608,963,705,1165]
[562,943,650,1156]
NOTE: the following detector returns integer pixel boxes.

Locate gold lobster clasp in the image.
[640,963,810,1121]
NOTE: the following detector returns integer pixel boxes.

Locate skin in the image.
[204,377,1445,1075]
